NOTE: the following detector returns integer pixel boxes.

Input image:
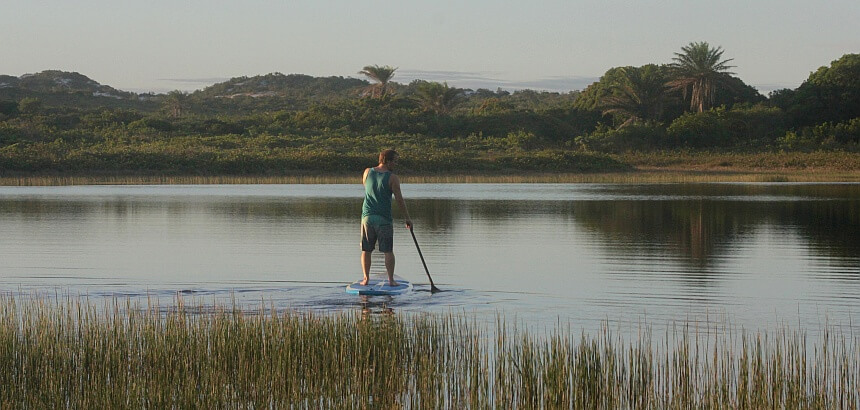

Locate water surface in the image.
[1,183,858,334]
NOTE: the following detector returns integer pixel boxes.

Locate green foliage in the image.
[17,97,42,114]
[358,65,398,98]
[162,90,189,118]
[575,123,668,152]
[0,123,20,145]
[495,150,630,172]
[598,65,670,126]
[778,117,860,150]
[412,81,465,115]
[460,107,598,141]
[1,51,858,176]
[0,100,17,116]
[472,97,515,115]
[574,66,633,111]
[0,132,627,175]
[10,70,133,98]
[776,54,860,127]
[667,105,788,148]
[667,42,737,112]
[197,72,366,99]
[293,98,428,135]
[127,117,173,133]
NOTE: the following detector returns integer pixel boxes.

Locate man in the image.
[360,149,412,287]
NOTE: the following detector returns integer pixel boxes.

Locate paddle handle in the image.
[410,226,440,293]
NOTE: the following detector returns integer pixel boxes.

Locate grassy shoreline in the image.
[2,169,860,186]
[2,151,858,185]
[1,297,856,408]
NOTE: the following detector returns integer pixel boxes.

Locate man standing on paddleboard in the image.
[361,149,413,287]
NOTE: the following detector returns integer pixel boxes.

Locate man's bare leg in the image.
[384,252,398,286]
[360,250,372,285]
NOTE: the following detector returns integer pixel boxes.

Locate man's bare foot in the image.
[359,277,370,286]
[388,280,399,287]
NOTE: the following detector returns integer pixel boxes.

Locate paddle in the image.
[409,226,440,293]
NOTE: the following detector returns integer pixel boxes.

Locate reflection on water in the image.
[0,183,858,334]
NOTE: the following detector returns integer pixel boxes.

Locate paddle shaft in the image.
[409,227,440,293]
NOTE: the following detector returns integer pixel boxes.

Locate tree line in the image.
[0,43,858,174]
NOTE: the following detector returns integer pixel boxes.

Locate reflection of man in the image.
[360,149,413,287]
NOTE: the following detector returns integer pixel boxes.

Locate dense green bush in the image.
[667,105,788,148]
[778,118,860,150]
[0,100,18,116]
[574,123,668,152]
[775,54,860,127]
[127,117,173,133]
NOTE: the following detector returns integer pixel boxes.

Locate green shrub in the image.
[779,117,860,150]
[667,105,788,148]
[575,123,667,152]
[0,100,18,116]
[127,117,173,133]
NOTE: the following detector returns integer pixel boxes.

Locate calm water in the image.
[1,183,858,334]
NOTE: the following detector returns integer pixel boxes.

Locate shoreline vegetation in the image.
[2,151,858,186]
[1,297,856,407]
[2,52,859,188]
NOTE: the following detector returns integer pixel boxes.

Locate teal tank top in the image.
[362,168,393,224]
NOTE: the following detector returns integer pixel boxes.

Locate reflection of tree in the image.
[569,199,860,273]
[202,195,859,272]
[776,199,860,263]
[3,188,857,281]
[569,200,752,267]
[0,199,89,218]
[207,198,461,231]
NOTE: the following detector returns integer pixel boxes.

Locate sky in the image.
[1,0,858,94]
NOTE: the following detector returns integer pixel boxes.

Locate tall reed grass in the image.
[1,296,857,408]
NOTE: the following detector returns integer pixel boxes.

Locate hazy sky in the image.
[2,0,858,94]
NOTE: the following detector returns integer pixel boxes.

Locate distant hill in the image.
[0,70,157,111]
[0,70,135,99]
[195,73,368,99]
[0,70,376,113]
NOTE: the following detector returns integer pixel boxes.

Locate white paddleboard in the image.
[346,275,412,296]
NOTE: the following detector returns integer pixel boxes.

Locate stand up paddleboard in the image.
[346,275,412,296]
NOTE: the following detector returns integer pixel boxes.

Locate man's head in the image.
[379,149,399,168]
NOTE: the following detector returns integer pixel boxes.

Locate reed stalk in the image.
[0,296,857,408]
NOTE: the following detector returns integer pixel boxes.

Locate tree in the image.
[163,90,189,118]
[667,42,735,112]
[18,97,42,115]
[358,65,397,98]
[776,54,860,127]
[599,65,668,127]
[412,81,465,115]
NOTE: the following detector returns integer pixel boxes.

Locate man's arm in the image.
[390,174,413,229]
[362,168,370,184]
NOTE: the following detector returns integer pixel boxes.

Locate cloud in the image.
[394,69,598,92]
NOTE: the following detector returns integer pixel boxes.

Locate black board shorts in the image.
[361,215,394,252]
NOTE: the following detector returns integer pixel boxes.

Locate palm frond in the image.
[358,65,397,98]
[667,42,736,111]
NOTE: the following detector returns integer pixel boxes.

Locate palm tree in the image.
[412,81,465,115]
[163,90,189,118]
[358,65,397,98]
[599,65,668,127]
[667,42,735,112]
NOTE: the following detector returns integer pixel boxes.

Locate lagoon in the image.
[1,183,858,335]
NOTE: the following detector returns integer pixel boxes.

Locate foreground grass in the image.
[1,297,857,408]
